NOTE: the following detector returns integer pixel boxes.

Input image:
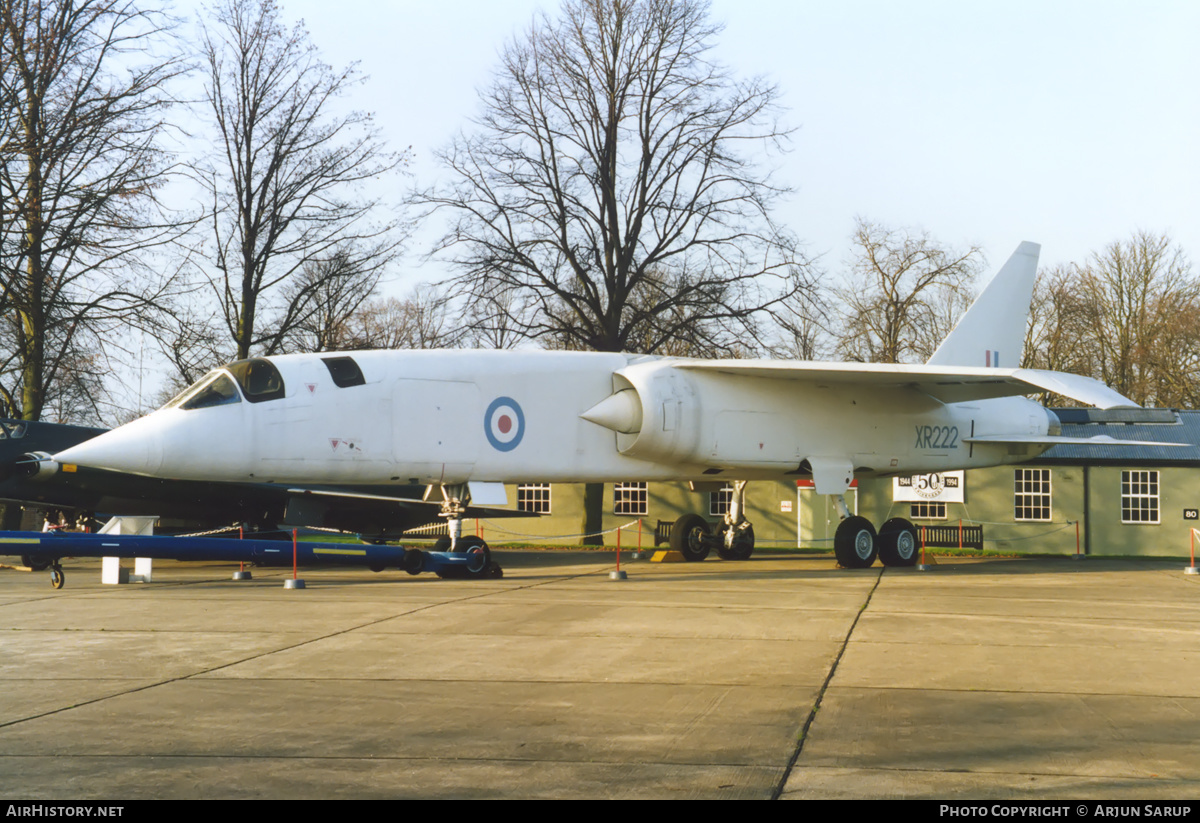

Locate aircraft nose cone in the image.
[54,420,164,476]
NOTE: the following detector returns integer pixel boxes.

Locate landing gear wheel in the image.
[670,514,711,562]
[21,555,49,572]
[49,565,65,589]
[402,549,426,576]
[454,535,492,578]
[834,516,877,568]
[433,535,451,552]
[717,523,755,561]
[464,544,490,577]
[878,518,919,567]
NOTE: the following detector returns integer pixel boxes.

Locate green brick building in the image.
[473,410,1200,559]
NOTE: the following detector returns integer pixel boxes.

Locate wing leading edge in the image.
[673,361,1140,410]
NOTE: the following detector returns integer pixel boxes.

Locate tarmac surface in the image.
[1,549,1198,800]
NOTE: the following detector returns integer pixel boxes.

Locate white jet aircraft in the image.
[54,242,1168,570]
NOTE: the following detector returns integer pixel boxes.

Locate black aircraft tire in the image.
[452,536,492,578]
[834,516,878,569]
[50,566,65,589]
[878,518,919,567]
[670,514,711,562]
[403,549,426,575]
[716,524,755,561]
[21,555,50,572]
[453,535,486,552]
[464,543,491,577]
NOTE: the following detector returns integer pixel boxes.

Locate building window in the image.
[1121,470,1160,524]
[709,483,733,516]
[517,483,551,514]
[1014,468,1052,521]
[910,502,947,520]
[613,482,647,516]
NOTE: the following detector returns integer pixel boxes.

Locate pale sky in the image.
[261,0,1199,281]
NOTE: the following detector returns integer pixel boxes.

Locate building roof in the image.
[1036,408,1200,466]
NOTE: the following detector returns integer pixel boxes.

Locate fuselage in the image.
[54,349,1056,492]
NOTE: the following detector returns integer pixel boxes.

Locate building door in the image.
[797,479,857,549]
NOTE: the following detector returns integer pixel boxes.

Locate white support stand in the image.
[101,557,128,585]
[98,516,158,584]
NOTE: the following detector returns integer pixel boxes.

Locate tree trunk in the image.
[581,482,604,546]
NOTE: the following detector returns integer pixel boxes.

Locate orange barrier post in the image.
[233,526,252,581]
[283,529,305,588]
[610,522,628,580]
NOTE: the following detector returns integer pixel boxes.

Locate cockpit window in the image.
[225,358,286,403]
[169,372,241,411]
[322,356,365,388]
[0,420,27,439]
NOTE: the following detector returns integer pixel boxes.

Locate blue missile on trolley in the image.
[1,529,495,589]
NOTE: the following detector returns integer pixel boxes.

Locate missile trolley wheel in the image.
[670,514,711,562]
[834,516,878,568]
[878,518,919,567]
[49,565,65,590]
[717,523,755,561]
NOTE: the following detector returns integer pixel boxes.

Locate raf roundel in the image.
[484,396,525,452]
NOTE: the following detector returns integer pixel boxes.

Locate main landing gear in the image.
[668,480,756,562]
[831,499,919,569]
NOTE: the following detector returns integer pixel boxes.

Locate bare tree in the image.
[1024,231,1198,407]
[417,0,813,357]
[278,245,385,352]
[334,285,455,351]
[1079,231,1195,405]
[193,0,406,361]
[1024,264,1095,373]
[458,282,535,350]
[835,218,981,364]
[0,0,184,421]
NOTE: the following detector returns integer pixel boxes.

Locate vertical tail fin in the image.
[926,241,1040,368]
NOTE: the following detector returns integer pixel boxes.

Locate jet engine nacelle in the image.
[16,451,60,482]
[591,362,704,465]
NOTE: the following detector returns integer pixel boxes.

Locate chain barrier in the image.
[174,524,242,538]
[475,518,644,542]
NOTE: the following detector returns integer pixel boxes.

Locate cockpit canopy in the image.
[163,358,286,411]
